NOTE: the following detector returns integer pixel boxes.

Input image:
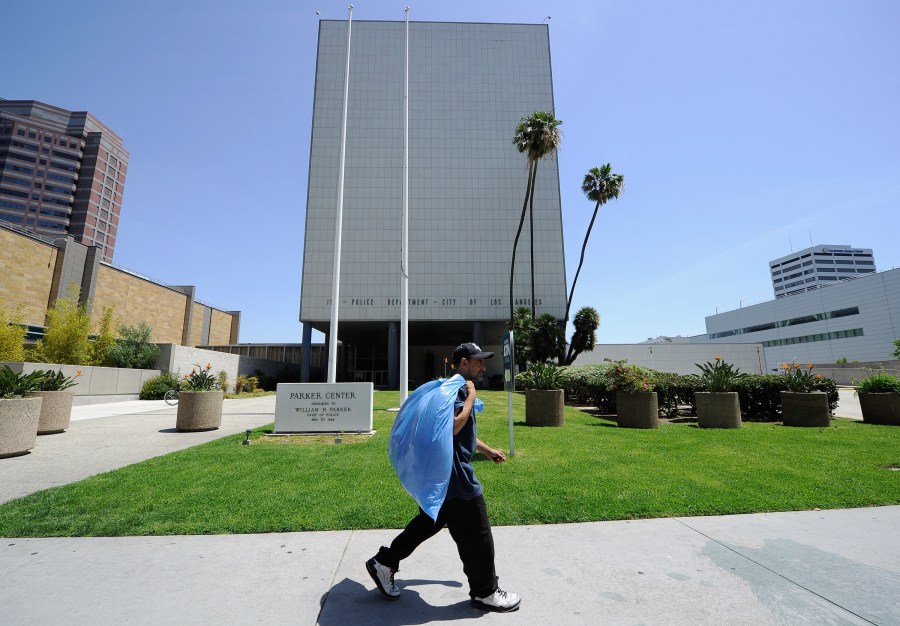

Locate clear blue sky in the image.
[4,0,899,345]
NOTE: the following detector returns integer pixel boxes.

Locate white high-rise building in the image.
[298,20,565,386]
[770,245,875,298]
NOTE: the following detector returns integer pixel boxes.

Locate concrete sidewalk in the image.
[2,392,897,625]
[2,507,897,625]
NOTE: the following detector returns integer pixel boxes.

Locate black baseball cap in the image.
[452,342,494,365]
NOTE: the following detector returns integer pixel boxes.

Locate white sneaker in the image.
[471,588,521,612]
[366,558,400,600]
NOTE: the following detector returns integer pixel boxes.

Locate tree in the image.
[511,306,535,372]
[564,164,624,325]
[0,298,27,362]
[32,283,93,365]
[893,338,900,359]
[530,313,565,364]
[91,306,117,366]
[564,306,600,365]
[510,111,562,326]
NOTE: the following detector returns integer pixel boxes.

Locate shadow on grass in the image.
[318,577,481,625]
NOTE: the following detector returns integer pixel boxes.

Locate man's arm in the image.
[476,439,507,464]
[453,380,476,435]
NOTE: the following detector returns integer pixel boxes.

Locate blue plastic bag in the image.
[388,374,484,520]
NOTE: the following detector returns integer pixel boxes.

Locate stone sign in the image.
[275,382,373,433]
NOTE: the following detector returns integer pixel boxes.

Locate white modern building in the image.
[696,268,899,371]
[298,20,565,386]
[770,244,875,298]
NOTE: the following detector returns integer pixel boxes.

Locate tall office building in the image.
[299,20,566,386]
[769,244,875,298]
[0,99,128,262]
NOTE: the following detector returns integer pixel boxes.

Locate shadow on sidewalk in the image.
[317,577,483,625]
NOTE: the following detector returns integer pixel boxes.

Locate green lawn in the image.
[1,391,898,537]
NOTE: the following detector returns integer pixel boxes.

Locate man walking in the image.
[366,342,521,612]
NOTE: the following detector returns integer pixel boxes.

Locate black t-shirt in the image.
[447,386,483,499]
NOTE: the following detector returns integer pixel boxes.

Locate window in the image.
[28,132,36,138]
[52,150,79,162]
[16,129,25,136]
[837,268,856,273]
[816,259,834,264]
[836,260,854,264]
[43,136,52,143]
[802,261,812,266]
[0,213,24,223]
[0,175,31,187]
[0,200,27,211]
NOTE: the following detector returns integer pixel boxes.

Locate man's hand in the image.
[465,380,475,396]
[481,446,506,464]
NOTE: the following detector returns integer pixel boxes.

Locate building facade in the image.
[697,268,899,371]
[769,244,875,298]
[0,99,128,262]
[299,20,566,386]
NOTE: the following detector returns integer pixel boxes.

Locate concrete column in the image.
[388,321,399,389]
[473,321,483,347]
[301,323,312,383]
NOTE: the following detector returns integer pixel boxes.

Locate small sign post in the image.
[503,330,515,458]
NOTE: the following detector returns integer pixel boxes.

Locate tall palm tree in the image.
[564,306,600,365]
[564,164,624,325]
[510,112,562,326]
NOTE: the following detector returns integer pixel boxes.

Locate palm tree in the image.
[564,306,600,365]
[531,313,565,364]
[564,164,624,324]
[510,112,562,326]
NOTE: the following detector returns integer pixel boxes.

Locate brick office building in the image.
[0,99,128,262]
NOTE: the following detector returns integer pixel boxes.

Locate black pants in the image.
[375,494,498,598]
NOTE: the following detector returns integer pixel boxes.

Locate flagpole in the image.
[400,6,410,402]
[327,4,353,384]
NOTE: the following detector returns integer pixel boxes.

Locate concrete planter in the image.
[858,392,900,426]
[696,392,742,429]
[0,397,43,458]
[781,391,830,427]
[525,389,565,427]
[616,392,659,429]
[27,390,75,435]
[176,391,224,432]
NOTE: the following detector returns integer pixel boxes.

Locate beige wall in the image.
[0,229,57,327]
[1,227,239,346]
[92,265,189,344]
[189,302,205,347]
[209,308,233,346]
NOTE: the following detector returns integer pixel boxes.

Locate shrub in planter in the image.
[854,370,900,425]
[28,369,80,435]
[176,363,223,431]
[610,361,658,429]
[523,362,566,427]
[779,362,830,427]
[0,365,45,458]
[694,355,745,428]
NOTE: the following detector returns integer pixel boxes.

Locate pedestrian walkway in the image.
[1,392,896,625]
[0,395,277,504]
